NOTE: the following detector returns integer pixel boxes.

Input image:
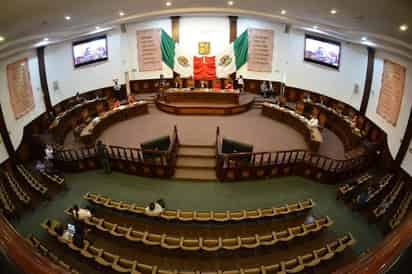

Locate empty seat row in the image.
[84,192,315,222]
[26,234,80,274]
[42,219,355,274]
[364,174,394,203]
[373,181,404,219]
[389,192,412,229]
[0,181,15,215]
[17,165,48,195]
[40,170,65,186]
[337,172,373,198]
[3,172,31,205]
[65,210,333,252]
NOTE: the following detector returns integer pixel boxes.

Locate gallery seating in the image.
[42,219,355,274]
[0,181,15,215]
[16,165,48,196]
[373,180,404,219]
[26,234,80,274]
[84,192,315,222]
[389,191,412,229]
[362,174,394,204]
[64,209,333,252]
[3,172,31,205]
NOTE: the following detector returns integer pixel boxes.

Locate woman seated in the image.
[71,205,92,221]
[145,201,164,216]
[128,94,136,104]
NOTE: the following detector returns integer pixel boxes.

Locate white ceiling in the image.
[0,0,411,58]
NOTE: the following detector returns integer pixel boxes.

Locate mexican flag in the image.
[216,30,248,78]
[161,30,193,78]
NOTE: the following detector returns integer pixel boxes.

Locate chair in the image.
[200,237,222,252]
[112,258,137,273]
[290,226,308,237]
[212,79,222,90]
[111,225,131,237]
[161,210,178,220]
[161,236,181,250]
[229,210,247,221]
[129,204,145,214]
[181,238,201,251]
[136,263,157,274]
[95,251,119,268]
[81,245,102,259]
[261,208,276,217]
[213,211,230,222]
[143,233,163,246]
[178,210,194,221]
[97,220,117,233]
[263,264,281,274]
[276,229,294,242]
[194,211,212,222]
[240,235,260,248]
[126,230,146,242]
[117,202,131,211]
[259,232,277,246]
[328,240,346,254]
[314,246,334,261]
[246,209,262,219]
[222,237,241,250]
[298,253,320,267]
[339,233,356,247]
[281,258,305,273]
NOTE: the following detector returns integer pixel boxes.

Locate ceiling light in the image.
[400,24,408,31]
[0,36,4,42]
[227,1,234,6]
[119,11,125,17]
[95,26,101,30]
[43,38,49,42]
[313,25,319,29]
[361,36,367,41]
[65,16,71,20]
[165,1,172,7]
[281,10,287,15]
[330,9,337,15]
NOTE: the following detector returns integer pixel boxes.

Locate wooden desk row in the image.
[164,88,240,105]
[80,101,148,146]
[262,103,323,152]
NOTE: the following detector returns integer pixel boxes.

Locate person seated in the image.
[174,75,183,89]
[351,115,358,128]
[308,116,319,128]
[71,205,92,221]
[260,81,269,98]
[35,160,46,172]
[44,145,54,160]
[200,80,208,89]
[145,201,164,216]
[55,223,73,241]
[224,81,233,90]
[156,199,166,209]
[128,94,136,104]
[111,98,121,109]
[75,92,85,105]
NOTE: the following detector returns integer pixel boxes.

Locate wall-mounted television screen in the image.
[73,35,108,67]
[304,35,341,69]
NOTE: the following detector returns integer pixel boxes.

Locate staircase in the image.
[174,144,217,181]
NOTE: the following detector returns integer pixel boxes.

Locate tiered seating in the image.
[0,181,15,215]
[373,181,404,218]
[389,192,412,229]
[363,174,394,204]
[64,209,333,251]
[3,172,31,205]
[26,234,80,274]
[84,192,315,222]
[16,165,48,195]
[337,173,373,199]
[40,170,65,186]
[42,219,356,274]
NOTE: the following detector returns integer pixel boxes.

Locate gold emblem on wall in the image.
[198,42,211,55]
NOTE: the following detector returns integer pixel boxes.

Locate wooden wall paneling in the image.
[0,104,16,162]
[395,109,412,167]
[360,47,375,115]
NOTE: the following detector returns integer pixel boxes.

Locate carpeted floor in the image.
[12,171,382,256]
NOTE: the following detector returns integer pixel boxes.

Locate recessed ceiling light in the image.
[95,26,101,30]
[227,1,234,6]
[361,36,368,41]
[165,1,172,7]
[400,24,408,31]
[0,36,4,42]
[43,38,49,42]
[330,9,337,15]
[281,9,287,15]
[313,25,319,29]
[119,11,125,17]
[65,16,71,20]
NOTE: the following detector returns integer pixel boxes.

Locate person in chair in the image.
[145,201,164,216]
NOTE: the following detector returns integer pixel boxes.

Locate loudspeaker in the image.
[120,24,127,33]
[284,24,291,34]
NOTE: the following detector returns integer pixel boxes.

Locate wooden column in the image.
[171,16,180,43]
[229,16,238,42]
[359,47,375,115]
[36,47,54,115]
[395,110,412,167]
[0,104,16,162]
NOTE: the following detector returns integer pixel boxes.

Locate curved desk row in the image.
[262,103,323,152]
[49,98,107,144]
[164,88,240,105]
[80,101,148,146]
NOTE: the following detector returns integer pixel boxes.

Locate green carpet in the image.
[11,171,383,256]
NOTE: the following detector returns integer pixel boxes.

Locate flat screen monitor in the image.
[72,35,108,68]
[304,35,341,69]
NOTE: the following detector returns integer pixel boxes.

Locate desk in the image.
[262,103,323,152]
[80,101,148,145]
[49,98,107,144]
[164,88,240,105]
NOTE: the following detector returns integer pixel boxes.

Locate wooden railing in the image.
[53,126,180,178]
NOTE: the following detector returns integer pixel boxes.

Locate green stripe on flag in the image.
[234,30,248,69]
[161,30,176,69]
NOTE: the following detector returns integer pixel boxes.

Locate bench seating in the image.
[64,209,333,252]
[0,181,15,215]
[40,170,65,186]
[3,172,31,205]
[373,181,404,219]
[26,234,80,274]
[389,192,412,229]
[83,192,315,223]
[42,219,355,274]
[16,165,48,195]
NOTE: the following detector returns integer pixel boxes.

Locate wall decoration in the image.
[248,28,274,72]
[376,60,406,126]
[136,29,163,72]
[198,42,211,55]
[6,58,35,119]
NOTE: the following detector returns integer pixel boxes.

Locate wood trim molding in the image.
[395,109,412,167]
[229,16,238,43]
[359,47,375,115]
[0,104,15,162]
[171,16,180,43]
[36,47,54,116]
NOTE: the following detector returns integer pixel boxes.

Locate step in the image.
[176,156,216,168]
[177,147,216,157]
[173,167,217,181]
